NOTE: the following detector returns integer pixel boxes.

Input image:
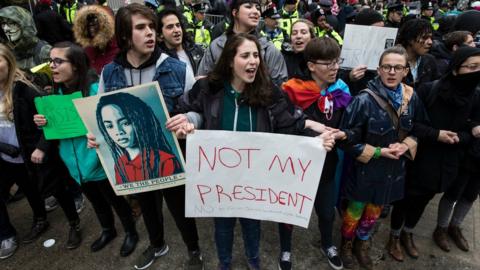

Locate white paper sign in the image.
[340,24,398,70]
[185,130,327,228]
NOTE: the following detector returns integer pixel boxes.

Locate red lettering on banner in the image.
[298,194,313,214]
[198,146,216,171]
[256,188,267,201]
[268,155,296,175]
[298,159,312,182]
[197,185,212,205]
[218,147,242,168]
[268,188,278,204]
[216,185,232,202]
[243,186,256,200]
[232,185,243,200]
[278,191,288,205]
[238,148,260,168]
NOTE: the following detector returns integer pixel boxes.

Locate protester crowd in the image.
[0,0,479,270]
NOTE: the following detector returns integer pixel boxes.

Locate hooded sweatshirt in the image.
[0,6,51,70]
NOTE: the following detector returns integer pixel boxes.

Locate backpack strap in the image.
[360,88,399,129]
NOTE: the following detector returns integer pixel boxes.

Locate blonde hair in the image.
[0,44,38,121]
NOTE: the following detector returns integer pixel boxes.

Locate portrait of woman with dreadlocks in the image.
[95,91,183,185]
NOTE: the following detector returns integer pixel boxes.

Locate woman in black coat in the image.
[0,44,80,252]
[388,46,480,261]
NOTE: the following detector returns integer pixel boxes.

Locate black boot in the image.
[120,231,138,257]
[91,228,117,252]
[66,219,82,250]
[22,218,49,244]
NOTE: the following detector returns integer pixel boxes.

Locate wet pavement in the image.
[2,194,479,270]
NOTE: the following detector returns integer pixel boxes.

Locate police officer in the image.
[261,6,285,50]
[311,7,343,46]
[385,2,404,28]
[182,0,194,25]
[186,2,212,49]
[279,0,300,37]
[421,1,439,31]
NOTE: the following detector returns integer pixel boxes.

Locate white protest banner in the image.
[340,24,398,70]
[185,130,327,228]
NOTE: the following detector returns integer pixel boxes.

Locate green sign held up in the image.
[34,92,87,140]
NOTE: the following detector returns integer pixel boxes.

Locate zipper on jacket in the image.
[233,98,239,131]
[233,98,253,132]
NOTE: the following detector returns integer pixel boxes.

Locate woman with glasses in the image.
[281,37,351,270]
[389,46,480,260]
[0,43,79,257]
[33,42,139,257]
[338,46,428,270]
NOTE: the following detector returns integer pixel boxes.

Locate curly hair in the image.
[397,18,433,48]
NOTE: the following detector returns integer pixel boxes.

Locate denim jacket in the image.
[101,54,187,112]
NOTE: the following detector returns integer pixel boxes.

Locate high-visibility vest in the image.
[187,20,211,49]
[279,9,299,36]
[261,29,284,50]
[314,27,343,46]
[429,16,439,31]
[183,5,194,25]
[62,2,78,24]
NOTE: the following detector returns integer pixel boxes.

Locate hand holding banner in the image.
[34,92,87,140]
[185,130,327,228]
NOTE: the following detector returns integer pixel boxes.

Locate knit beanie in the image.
[448,46,480,73]
[354,8,384,26]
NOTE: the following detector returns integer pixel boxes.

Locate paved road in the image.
[2,194,479,270]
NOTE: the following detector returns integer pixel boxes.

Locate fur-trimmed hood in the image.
[73,5,114,50]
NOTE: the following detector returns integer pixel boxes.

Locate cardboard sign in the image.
[185,130,327,228]
[34,92,87,140]
[340,24,398,70]
[73,82,186,195]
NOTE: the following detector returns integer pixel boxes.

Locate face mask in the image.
[1,21,21,43]
[453,70,480,91]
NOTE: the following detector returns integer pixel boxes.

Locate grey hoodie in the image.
[197,32,288,86]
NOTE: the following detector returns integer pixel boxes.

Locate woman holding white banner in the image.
[170,33,338,270]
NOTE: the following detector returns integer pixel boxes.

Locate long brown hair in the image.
[208,33,272,107]
[0,44,38,121]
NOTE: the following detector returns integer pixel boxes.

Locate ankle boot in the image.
[433,226,450,252]
[400,231,419,258]
[341,238,355,269]
[22,218,49,244]
[120,231,138,257]
[66,219,82,250]
[91,228,117,252]
[386,234,404,262]
[354,239,373,270]
[448,225,469,252]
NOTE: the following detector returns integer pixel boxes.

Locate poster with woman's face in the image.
[74,82,186,195]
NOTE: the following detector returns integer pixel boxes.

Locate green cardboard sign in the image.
[34,92,87,140]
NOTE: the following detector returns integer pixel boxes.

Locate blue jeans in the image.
[214,217,260,267]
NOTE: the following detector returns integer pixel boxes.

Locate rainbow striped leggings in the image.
[341,200,383,241]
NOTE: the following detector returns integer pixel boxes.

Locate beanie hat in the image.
[449,46,480,72]
[355,9,384,25]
